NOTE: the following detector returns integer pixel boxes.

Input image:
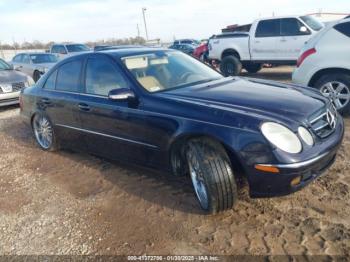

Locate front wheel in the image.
[315,73,350,115]
[32,114,58,151]
[186,138,238,214]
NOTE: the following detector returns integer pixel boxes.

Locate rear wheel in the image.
[315,73,350,114]
[185,138,238,214]
[244,63,262,74]
[32,114,58,151]
[220,55,242,76]
[33,70,41,82]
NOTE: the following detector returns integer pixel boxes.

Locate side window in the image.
[56,60,82,92]
[281,18,310,36]
[13,54,23,62]
[43,70,57,90]
[51,45,59,53]
[255,19,280,37]
[22,55,30,64]
[334,22,350,37]
[85,57,128,96]
[57,45,67,54]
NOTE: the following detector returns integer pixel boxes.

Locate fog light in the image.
[291,176,302,186]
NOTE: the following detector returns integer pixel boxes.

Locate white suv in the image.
[293,18,350,114]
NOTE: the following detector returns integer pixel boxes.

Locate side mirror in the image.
[300,26,309,34]
[108,88,136,102]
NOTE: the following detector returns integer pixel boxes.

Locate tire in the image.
[220,55,242,76]
[32,114,58,151]
[244,63,262,74]
[185,138,238,214]
[33,71,41,83]
[315,73,350,115]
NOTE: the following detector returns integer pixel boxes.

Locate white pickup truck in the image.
[208,15,324,76]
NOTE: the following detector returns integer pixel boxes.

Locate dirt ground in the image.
[0,66,349,256]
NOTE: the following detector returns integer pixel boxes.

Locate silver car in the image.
[0,58,34,107]
[11,53,58,82]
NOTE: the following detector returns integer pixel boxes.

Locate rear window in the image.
[255,19,280,37]
[334,22,350,37]
[56,60,82,92]
[66,44,90,52]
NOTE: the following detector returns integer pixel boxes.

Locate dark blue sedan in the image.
[20,48,344,214]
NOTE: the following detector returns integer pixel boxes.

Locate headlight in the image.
[298,127,314,146]
[261,122,302,154]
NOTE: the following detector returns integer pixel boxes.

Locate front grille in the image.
[12,82,25,92]
[309,104,338,138]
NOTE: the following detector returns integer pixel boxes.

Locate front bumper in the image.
[0,91,20,107]
[247,118,344,198]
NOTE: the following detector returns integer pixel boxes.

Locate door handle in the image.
[255,40,260,44]
[41,98,51,105]
[280,39,287,42]
[78,103,91,111]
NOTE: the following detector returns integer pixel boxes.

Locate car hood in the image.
[161,77,327,123]
[0,69,28,84]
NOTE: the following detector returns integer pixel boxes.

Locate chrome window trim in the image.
[55,124,158,149]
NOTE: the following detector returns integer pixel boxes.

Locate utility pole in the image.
[142,7,149,41]
[137,24,140,37]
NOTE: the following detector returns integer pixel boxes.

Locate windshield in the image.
[66,44,90,52]
[0,59,12,70]
[300,16,324,31]
[30,54,58,64]
[122,51,223,93]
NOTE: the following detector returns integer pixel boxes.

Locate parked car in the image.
[11,53,58,82]
[293,18,350,114]
[20,48,344,214]
[208,15,324,76]
[169,43,196,55]
[50,43,90,59]
[173,39,200,46]
[193,41,209,62]
[94,45,144,51]
[0,58,34,106]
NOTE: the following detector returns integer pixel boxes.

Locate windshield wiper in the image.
[171,77,221,90]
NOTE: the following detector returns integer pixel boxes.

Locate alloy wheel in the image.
[320,81,350,110]
[187,152,209,210]
[33,115,53,149]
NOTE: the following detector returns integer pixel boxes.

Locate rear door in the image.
[251,19,280,61]
[278,18,312,61]
[37,59,87,150]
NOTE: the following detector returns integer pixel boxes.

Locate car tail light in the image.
[296,48,316,67]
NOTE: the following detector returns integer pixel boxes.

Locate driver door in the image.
[78,54,158,165]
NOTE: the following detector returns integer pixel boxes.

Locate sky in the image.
[0,0,349,44]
